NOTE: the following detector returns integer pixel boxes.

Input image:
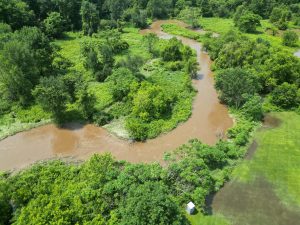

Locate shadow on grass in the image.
[206,176,300,225]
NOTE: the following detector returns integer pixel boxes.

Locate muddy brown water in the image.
[0,20,233,171]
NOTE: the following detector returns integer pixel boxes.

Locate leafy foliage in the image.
[42,12,65,38]
[33,76,70,123]
[282,30,298,47]
[271,82,299,109]
[234,6,261,33]
[215,68,260,108]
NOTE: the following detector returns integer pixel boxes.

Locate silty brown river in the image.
[0,20,233,171]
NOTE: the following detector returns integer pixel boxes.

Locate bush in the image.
[235,11,261,33]
[282,30,298,47]
[241,95,263,121]
[162,37,183,61]
[215,68,260,108]
[125,117,148,141]
[0,173,12,225]
[271,82,299,109]
[228,119,254,146]
[43,12,65,38]
[93,111,113,126]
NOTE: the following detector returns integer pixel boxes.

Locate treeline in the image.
[1,0,299,33]
[204,30,300,114]
[0,128,255,225]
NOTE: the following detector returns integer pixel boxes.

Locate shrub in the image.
[93,111,113,126]
[282,30,298,47]
[241,95,263,121]
[271,82,299,109]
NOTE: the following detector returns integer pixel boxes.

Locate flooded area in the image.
[0,20,233,171]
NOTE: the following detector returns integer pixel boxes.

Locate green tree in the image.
[282,30,298,47]
[143,33,159,56]
[43,12,65,38]
[0,26,54,104]
[271,82,299,109]
[241,94,263,121]
[125,117,148,140]
[270,6,291,30]
[117,54,145,73]
[131,8,148,28]
[162,37,183,62]
[119,182,188,225]
[0,0,34,30]
[105,0,130,20]
[185,58,199,79]
[147,0,172,19]
[80,1,99,36]
[76,83,96,120]
[0,41,37,104]
[215,68,260,108]
[178,7,201,28]
[125,82,171,140]
[13,26,54,76]
[52,0,82,30]
[105,68,138,101]
[33,76,70,123]
[263,52,300,89]
[131,82,170,122]
[235,11,261,33]
[0,23,12,48]
[0,173,12,225]
[81,41,115,82]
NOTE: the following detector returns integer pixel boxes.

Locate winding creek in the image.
[0,20,233,171]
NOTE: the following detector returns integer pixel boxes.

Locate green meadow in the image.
[201,112,300,225]
[235,112,300,206]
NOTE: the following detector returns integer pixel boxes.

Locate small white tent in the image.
[186,202,195,215]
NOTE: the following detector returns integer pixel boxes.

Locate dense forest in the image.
[0,0,299,224]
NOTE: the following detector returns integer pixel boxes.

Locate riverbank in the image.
[0,119,51,141]
[0,20,233,171]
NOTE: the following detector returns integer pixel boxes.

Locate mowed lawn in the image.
[246,112,300,207]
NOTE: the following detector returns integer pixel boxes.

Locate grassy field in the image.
[236,112,300,206]
[187,212,230,225]
[209,112,300,225]
[198,17,299,53]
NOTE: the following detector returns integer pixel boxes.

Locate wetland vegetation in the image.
[0,0,300,224]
